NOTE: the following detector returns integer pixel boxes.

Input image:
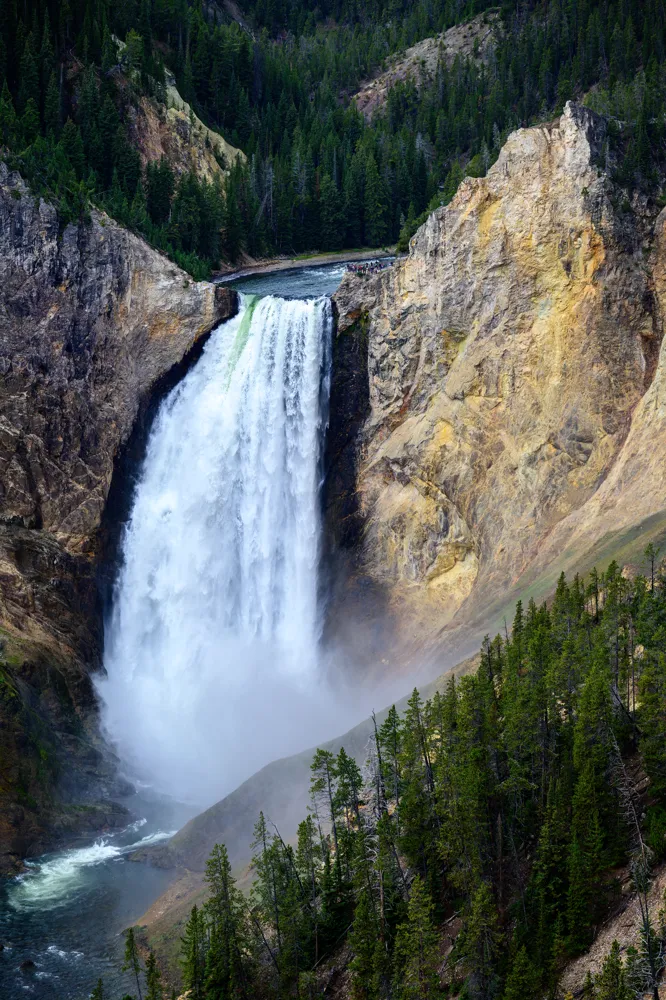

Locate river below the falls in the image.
[0,794,194,1000]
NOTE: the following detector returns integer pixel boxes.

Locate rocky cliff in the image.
[0,163,236,872]
[330,102,666,667]
[126,70,245,183]
[352,12,497,122]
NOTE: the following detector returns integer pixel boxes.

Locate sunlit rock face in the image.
[0,165,235,871]
[331,103,663,662]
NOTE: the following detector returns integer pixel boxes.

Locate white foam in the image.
[126,829,177,849]
[46,946,83,961]
[123,817,148,835]
[7,831,175,913]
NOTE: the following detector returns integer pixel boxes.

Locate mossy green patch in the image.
[224,295,259,391]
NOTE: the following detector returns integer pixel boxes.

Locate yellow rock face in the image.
[333,103,663,662]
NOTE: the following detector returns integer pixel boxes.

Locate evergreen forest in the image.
[3,0,666,275]
[101,558,666,999]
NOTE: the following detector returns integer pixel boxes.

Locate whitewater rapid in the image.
[7,823,175,914]
[97,293,334,802]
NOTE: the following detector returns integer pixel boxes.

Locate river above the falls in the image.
[219,259,351,297]
[0,260,365,1000]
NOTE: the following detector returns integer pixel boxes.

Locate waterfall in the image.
[97,294,333,803]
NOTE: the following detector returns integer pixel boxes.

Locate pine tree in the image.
[146,157,175,227]
[566,834,594,954]
[638,656,666,801]
[363,154,388,247]
[17,32,39,112]
[644,543,660,592]
[319,173,345,250]
[130,179,150,233]
[397,202,417,252]
[349,889,380,1000]
[180,905,207,1000]
[392,876,440,1000]
[20,96,39,145]
[59,118,86,179]
[458,882,502,1000]
[44,71,60,138]
[310,749,341,881]
[145,952,164,1000]
[90,980,104,1000]
[502,946,541,1000]
[251,812,283,956]
[122,927,144,1000]
[343,150,365,247]
[102,27,117,72]
[379,705,402,831]
[204,843,252,999]
[296,814,321,964]
[595,940,630,1000]
[39,12,55,95]
[0,80,18,147]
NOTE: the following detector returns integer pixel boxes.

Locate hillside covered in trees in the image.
[2,0,666,276]
[100,559,666,1000]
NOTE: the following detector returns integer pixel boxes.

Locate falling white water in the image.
[96,294,336,803]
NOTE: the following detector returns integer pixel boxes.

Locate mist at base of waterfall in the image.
[99,633,376,805]
[97,292,364,806]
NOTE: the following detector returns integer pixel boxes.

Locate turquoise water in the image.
[0,794,192,1000]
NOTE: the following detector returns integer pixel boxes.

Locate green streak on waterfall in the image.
[224,296,259,390]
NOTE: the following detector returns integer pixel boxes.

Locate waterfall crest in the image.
[97,294,333,802]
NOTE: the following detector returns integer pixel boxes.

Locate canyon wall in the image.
[0,164,236,872]
[330,102,666,667]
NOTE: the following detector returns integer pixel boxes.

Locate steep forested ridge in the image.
[2,0,666,275]
[108,561,666,1000]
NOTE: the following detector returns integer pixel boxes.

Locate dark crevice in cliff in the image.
[322,304,370,554]
[95,293,239,625]
[320,303,395,666]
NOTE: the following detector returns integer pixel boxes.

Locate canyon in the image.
[2,98,666,988]
[129,102,666,971]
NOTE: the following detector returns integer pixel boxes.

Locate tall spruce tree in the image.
[180,905,207,1000]
[122,927,143,1000]
[392,877,440,1000]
